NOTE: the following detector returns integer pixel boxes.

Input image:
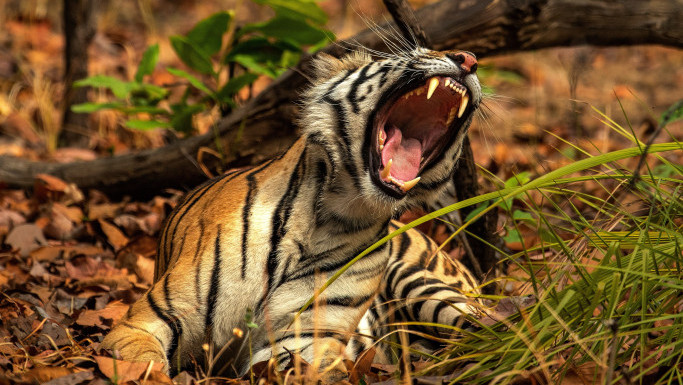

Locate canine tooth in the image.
[381,159,392,180]
[446,107,456,126]
[427,77,439,100]
[458,94,469,118]
[401,177,421,192]
[379,144,384,151]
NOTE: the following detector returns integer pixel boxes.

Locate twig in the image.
[630,100,682,187]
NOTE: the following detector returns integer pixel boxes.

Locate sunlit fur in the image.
[102,47,483,379]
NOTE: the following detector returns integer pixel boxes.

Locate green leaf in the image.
[253,0,327,25]
[167,67,214,96]
[659,99,683,129]
[226,38,299,78]
[125,119,171,130]
[242,16,331,47]
[227,37,298,62]
[73,75,134,99]
[499,197,514,212]
[170,103,205,134]
[231,54,279,78]
[504,171,532,188]
[186,11,233,57]
[130,83,169,106]
[503,227,523,244]
[512,210,534,222]
[71,102,125,113]
[464,202,489,222]
[216,73,258,102]
[119,106,169,115]
[170,35,215,75]
[135,44,159,83]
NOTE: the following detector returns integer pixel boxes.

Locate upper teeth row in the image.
[444,78,467,96]
[404,77,467,101]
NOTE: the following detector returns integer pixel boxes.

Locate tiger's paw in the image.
[101,327,169,372]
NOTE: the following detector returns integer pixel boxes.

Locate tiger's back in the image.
[103,47,483,378]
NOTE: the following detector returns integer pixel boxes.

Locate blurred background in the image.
[0,0,680,180]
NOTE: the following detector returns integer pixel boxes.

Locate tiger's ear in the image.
[311,51,371,81]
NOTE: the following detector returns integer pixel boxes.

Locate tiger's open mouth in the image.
[370,76,472,198]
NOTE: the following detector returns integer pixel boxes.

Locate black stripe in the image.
[411,285,450,321]
[296,241,349,271]
[431,300,454,325]
[258,148,308,311]
[321,95,363,192]
[384,234,412,289]
[162,176,223,262]
[307,133,338,177]
[323,293,374,308]
[240,160,277,278]
[388,264,423,294]
[146,291,181,370]
[347,64,391,114]
[273,331,347,346]
[400,278,443,301]
[121,321,165,347]
[205,225,222,328]
[163,169,246,264]
[427,252,440,270]
[383,263,402,294]
[351,339,365,358]
[171,227,187,266]
[320,70,353,100]
[194,257,202,305]
[191,220,206,263]
[241,175,257,279]
[430,298,469,330]
[287,225,389,281]
[416,173,452,192]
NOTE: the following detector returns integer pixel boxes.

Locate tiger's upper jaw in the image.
[369,72,477,198]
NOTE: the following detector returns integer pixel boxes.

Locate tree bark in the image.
[60,0,95,148]
[1,0,681,198]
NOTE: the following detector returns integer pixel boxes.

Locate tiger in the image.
[102,47,483,380]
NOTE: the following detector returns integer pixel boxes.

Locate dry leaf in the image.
[42,370,94,385]
[30,244,103,262]
[88,202,123,220]
[349,348,375,384]
[98,219,130,251]
[76,300,129,328]
[5,223,48,257]
[50,148,98,163]
[43,204,76,240]
[0,208,26,228]
[94,355,163,383]
[20,366,72,383]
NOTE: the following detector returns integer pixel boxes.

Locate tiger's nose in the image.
[447,51,478,75]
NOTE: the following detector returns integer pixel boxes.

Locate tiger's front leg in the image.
[102,264,220,375]
[347,227,482,362]
[248,251,386,379]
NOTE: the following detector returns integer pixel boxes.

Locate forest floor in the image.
[0,1,682,384]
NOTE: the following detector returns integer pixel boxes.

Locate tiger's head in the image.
[301,48,482,213]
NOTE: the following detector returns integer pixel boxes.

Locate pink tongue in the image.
[381,126,422,181]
